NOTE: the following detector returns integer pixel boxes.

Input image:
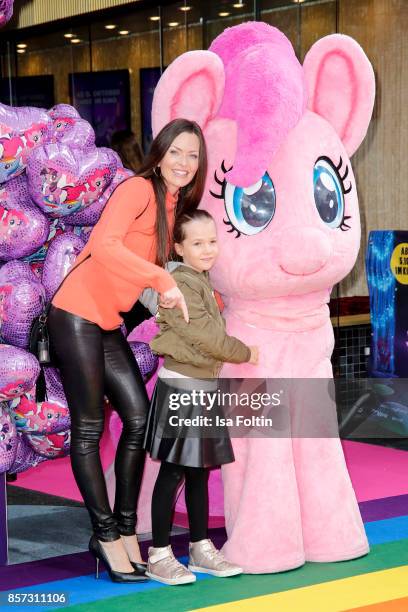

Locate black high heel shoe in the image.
[130,561,147,576]
[88,536,148,583]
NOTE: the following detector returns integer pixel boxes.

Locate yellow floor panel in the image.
[193,566,408,612]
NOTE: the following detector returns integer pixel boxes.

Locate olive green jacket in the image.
[150,264,251,378]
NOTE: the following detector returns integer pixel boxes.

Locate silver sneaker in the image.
[188,539,243,577]
[146,546,196,585]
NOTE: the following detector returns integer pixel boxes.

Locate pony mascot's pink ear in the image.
[303,34,375,157]
[152,51,225,136]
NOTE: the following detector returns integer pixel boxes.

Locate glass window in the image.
[89,8,160,148]
[0,1,337,154]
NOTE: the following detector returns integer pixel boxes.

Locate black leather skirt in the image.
[144,377,234,468]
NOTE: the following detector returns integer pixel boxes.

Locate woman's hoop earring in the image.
[153,166,161,177]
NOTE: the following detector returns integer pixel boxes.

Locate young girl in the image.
[145,209,258,585]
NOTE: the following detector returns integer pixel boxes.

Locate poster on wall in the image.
[69,69,131,147]
[0,75,54,108]
[366,230,408,378]
[140,67,163,153]
[335,229,408,450]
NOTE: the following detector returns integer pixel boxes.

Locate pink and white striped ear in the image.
[152,50,225,137]
[303,34,375,157]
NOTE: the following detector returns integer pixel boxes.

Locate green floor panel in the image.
[65,539,408,612]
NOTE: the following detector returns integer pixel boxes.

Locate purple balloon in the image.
[26,429,70,458]
[48,104,80,120]
[10,394,70,434]
[0,261,45,348]
[67,167,132,226]
[0,344,40,400]
[70,197,104,226]
[0,175,50,261]
[26,143,118,217]
[49,107,95,150]
[42,231,85,301]
[0,104,51,184]
[1,259,39,281]
[0,403,18,472]
[8,432,47,474]
[23,217,74,264]
[29,260,44,279]
[0,1,14,26]
[71,225,93,243]
[43,366,67,405]
[129,340,159,381]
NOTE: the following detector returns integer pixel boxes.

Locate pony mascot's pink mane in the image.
[208,22,307,187]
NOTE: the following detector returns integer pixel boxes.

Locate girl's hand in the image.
[248,346,259,365]
[159,286,189,323]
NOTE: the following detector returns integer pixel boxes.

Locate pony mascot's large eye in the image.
[313,157,351,229]
[224,172,276,237]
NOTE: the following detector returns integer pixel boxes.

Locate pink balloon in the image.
[0,175,50,261]
[41,231,85,301]
[0,344,40,400]
[0,103,51,184]
[26,143,119,217]
[0,261,45,348]
[67,167,132,226]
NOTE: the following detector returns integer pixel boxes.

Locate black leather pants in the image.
[48,306,149,542]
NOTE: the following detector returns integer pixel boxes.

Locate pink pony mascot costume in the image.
[150,22,375,573]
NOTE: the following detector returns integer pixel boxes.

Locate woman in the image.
[48,118,207,582]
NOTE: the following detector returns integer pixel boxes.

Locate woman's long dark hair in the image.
[137,118,207,267]
[111,130,143,173]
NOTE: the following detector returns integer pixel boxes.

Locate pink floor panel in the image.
[342,441,408,501]
[9,440,408,526]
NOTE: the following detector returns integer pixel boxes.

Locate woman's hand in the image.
[248,346,259,365]
[159,286,189,323]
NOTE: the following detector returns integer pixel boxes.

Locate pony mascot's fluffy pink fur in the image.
[148,21,375,573]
